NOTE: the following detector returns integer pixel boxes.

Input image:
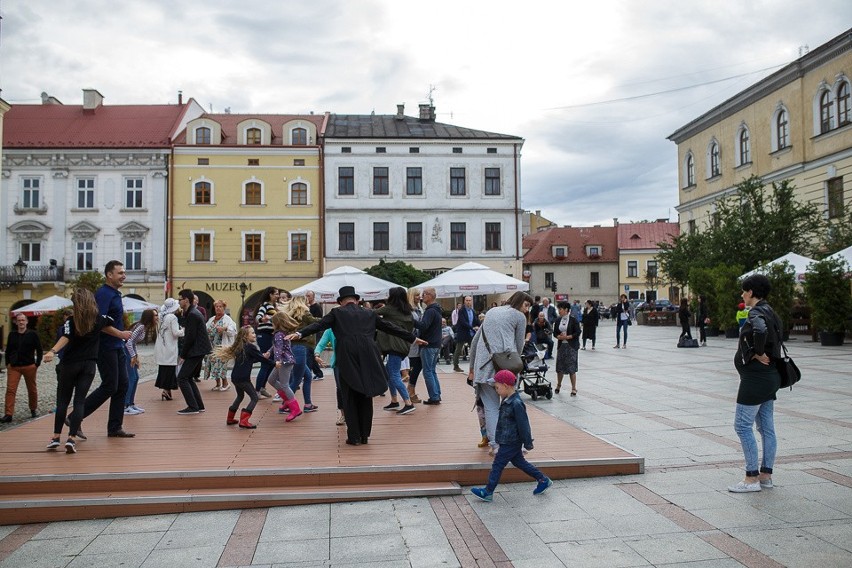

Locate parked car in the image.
[637,298,677,312]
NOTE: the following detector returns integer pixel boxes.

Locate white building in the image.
[322,104,525,278]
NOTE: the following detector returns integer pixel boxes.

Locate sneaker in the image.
[65,439,77,454]
[258,388,272,399]
[303,404,319,413]
[211,386,221,392]
[220,384,231,391]
[759,478,774,488]
[533,478,553,495]
[278,405,291,414]
[727,481,761,493]
[131,405,145,413]
[272,394,282,402]
[176,408,199,415]
[397,405,416,415]
[124,406,142,415]
[470,487,493,502]
[312,375,324,381]
[383,402,400,411]
[422,399,441,405]
[335,411,346,425]
[46,438,61,450]
[76,429,87,441]
[31,409,39,418]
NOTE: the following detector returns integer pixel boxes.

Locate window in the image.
[450,167,466,196]
[776,109,789,150]
[244,182,262,205]
[406,167,422,195]
[290,233,308,261]
[376,147,386,153]
[22,178,40,209]
[76,178,95,209]
[373,167,389,195]
[589,246,600,256]
[646,260,658,278]
[409,147,419,154]
[194,181,212,205]
[125,241,142,270]
[290,182,308,205]
[124,178,143,209]
[839,82,851,127]
[341,147,351,153]
[294,159,305,166]
[246,128,262,145]
[485,222,501,251]
[338,167,354,195]
[709,142,720,177]
[450,222,466,251]
[196,127,211,145]
[291,128,307,145]
[406,222,423,250]
[820,90,834,133]
[828,177,845,219]
[193,233,212,261]
[247,158,259,166]
[453,147,463,154]
[76,241,94,271]
[487,147,497,154]
[544,272,554,288]
[627,260,638,278]
[197,158,209,165]
[688,220,696,235]
[373,222,389,251]
[590,272,600,288]
[685,154,695,187]
[244,233,262,261]
[20,242,41,262]
[738,127,750,165]
[339,222,355,251]
[554,246,566,257]
[484,168,501,195]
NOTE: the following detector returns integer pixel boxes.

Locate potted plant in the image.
[764,261,796,341]
[708,264,744,338]
[803,256,852,346]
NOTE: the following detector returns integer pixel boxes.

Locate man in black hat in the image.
[287,286,425,445]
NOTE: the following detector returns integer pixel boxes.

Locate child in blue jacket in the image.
[471,370,552,502]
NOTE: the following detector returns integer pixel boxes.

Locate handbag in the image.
[479,328,523,374]
[776,342,801,390]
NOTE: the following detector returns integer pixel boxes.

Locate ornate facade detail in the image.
[3,152,166,169]
[68,220,101,239]
[117,221,150,240]
[9,220,51,241]
[52,169,69,179]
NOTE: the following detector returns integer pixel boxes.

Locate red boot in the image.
[277,390,290,413]
[238,409,256,429]
[285,398,303,422]
[226,409,238,425]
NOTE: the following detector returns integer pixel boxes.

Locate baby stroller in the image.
[519,342,552,400]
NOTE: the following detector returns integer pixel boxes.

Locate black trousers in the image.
[55,360,96,437]
[229,381,259,413]
[177,356,206,411]
[679,322,692,340]
[408,356,422,387]
[339,379,373,442]
[698,322,707,342]
[84,348,128,434]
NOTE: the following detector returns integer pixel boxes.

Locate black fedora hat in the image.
[336,285,360,303]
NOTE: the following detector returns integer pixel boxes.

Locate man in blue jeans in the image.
[415,287,443,404]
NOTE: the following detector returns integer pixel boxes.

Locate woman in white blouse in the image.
[205,299,237,391]
[154,299,184,401]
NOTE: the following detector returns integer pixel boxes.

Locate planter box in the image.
[645,311,677,326]
[724,327,740,339]
[819,331,845,346]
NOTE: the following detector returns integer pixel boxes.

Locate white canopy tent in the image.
[11,295,72,316]
[123,297,159,313]
[740,252,817,282]
[290,266,403,304]
[413,262,529,298]
[827,245,852,266]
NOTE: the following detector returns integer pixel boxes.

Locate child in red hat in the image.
[470,370,552,502]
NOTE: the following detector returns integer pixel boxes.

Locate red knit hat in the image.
[493,370,517,386]
[738,303,745,310]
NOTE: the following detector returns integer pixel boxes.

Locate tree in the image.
[364,259,431,289]
[822,198,852,256]
[70,271,104,293]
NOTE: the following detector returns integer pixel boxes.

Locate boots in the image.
[226,408,238,425]
[277,390,290,413]
[238,409,256,429]
[407,384,421,403]
[285,398,303,422]
[477,435,489,448]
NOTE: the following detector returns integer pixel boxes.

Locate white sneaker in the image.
[124,406,142,415]
[272,394,282,402]
[759,478,774,488]
[728,481,761,493]
[131,405,145,413]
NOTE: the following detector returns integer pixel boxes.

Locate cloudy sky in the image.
[2,1,850,227]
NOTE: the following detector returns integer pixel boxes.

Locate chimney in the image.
[82,89,104,111]
[40,92,63,105]
[178,90,183,105]
[613,217,619,227]
[396,104,405,120]
[418,103,435,122]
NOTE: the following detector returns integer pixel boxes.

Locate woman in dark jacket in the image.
[678,298,692,342]
[697,296,709,346]
[581,300,599,350]
[554,301,581,395]
[613,294,631,348]
[729,275,781,493]
[375,287,416,415]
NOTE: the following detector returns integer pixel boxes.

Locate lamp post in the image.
[239,282,248,326]
[14,257,27,282]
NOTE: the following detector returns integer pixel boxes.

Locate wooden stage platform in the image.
[0,372,642,524]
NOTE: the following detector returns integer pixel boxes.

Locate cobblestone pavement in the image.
[1,323,851,567]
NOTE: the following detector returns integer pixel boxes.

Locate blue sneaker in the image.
[533,478,553,495]
[470,487,493,502]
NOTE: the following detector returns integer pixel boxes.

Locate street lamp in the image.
[13,257,27,282]
[238,282,248,326]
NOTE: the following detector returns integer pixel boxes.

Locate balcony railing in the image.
[0,264,65,285]
[13,202,48,215]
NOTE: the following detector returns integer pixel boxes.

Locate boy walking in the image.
[471,370,552,502]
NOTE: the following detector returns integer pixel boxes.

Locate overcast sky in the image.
[2,1,850,227]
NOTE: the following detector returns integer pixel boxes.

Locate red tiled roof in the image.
[173,113,326,145]
[523,226,618,264]
[3,104,193,148]
[617,222,679,250]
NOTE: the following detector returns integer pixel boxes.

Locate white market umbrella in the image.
[414,262,529,298]
[122,296,159,313]
[740,252,817,282]
[290,266,403,304]
[827,245,852,266]
[11,295,72,316]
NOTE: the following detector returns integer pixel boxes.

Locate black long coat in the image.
[297,303,416,397]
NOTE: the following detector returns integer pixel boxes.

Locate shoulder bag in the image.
[776,341,801,390]
[479,328,523,374]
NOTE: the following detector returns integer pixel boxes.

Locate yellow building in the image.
[616,221,680,303]
[171,113,327,321]
[669,29,852,238]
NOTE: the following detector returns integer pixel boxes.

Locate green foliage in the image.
[708,264,745,331]
[803,256,852,333]
[35,313,61,351]
[364,259,431,290]
[762,261,796,333]
[822,198,852,256]
[70,271,105,293]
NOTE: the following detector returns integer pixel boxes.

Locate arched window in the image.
[738,127,750,165]
[838,81,851,127]
[244,182,262,205]
[246,128,262,145]
[194,181,212,204]
[820,90,835,133]
[709,141,720,177]
[685,153,695,187]
[195,127,211,145]
[776,109,789,150]
[290,182,308,205]
[291,128,307,145]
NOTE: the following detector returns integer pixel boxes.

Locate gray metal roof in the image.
[325,114,522,140]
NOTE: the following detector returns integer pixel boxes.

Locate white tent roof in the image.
[827,245,852,266]
[290,266,403,303]
[740,252,817,282]
[11,295,72,316]
[123,297,159,313]
[414,262,529,298]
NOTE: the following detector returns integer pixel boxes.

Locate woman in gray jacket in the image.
[467,291,533,453]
